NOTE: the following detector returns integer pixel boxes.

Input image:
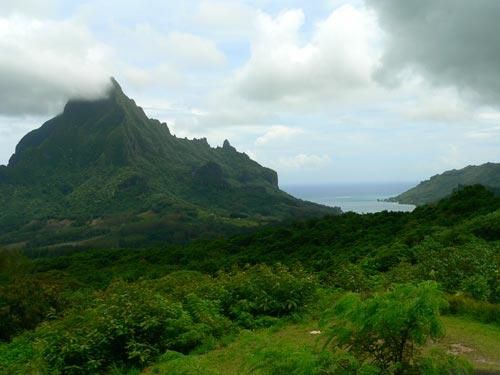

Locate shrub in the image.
[0,272,70,341]
[152,271,220,301]
[322,282,463,374]
[181,293,232,344]
[415,240,498,300]
[384,262,418,285]
[216,264,317,326]
[368,243,410,272]
[0,333,43,374]
[461,275,491,301]
[327,263,371,292]
[0,251,72,342]
[37,280,221,373]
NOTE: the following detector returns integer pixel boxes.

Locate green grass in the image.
[144,316,500,375]
[434,316,500,372]
[144,322,322,374]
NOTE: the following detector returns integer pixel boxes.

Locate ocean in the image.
[282,182,417,214]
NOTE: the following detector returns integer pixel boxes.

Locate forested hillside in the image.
[1,185,498,374]
[390,163,500,205]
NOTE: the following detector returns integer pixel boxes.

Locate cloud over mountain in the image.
[368,0,500,107]
[0,15,111,116]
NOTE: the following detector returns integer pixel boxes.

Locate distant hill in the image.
[389,163,500,205]
[0,78,338,248]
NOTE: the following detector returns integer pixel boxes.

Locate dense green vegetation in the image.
[2,77,497,373]
[1,185,499,374]
[390,162,500,205]
[0,78,337,249]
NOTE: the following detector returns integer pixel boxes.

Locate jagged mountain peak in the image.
[63,77,141,117]
[9,78,173,168]
[0,78,338,248]
[109,76,123,92]
[222,139,236,151]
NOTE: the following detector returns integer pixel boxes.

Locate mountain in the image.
[0,78,339,249]
[389,162,500,205]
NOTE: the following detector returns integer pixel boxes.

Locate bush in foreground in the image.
[322,282,470,374]
[0,265,317,373]
[37,280,224,373]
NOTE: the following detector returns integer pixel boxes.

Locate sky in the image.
[1,0,499,184]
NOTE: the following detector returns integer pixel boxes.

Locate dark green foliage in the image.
[216,264,317,326]
[0,249,31,282]
[193,161,226,188]
[409,184,500,226]
[37,280,225,373]
[0,185,497,373]
[0,273,70,341]
[18,185,500,305]
[151,265,318,328]
[327,263,372,292]
[0,265,316,373]
[446,295,500,324]
[0,250,73,341]
[469,210,500,241]
[414,239,499,301]
[462,275,492,301]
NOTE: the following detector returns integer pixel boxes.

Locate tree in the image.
[322,282,466,374]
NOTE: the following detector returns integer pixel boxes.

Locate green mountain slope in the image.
[2,185,498,374]
[0,78,338,248]
[389,162,500,205]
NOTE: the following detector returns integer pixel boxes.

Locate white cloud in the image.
[477,110,500,123]
[401,86,474,124]
[121,64,184,90]
[233,5,381,103]
[1,0,498,182]
[464,123,500,141]
[113,24,226,68]
[195,1,257,34]
[0,12,226,116]
[0,15,111,116]
[188,90,273,128]
[0,0,59,17]
[439,144,465,169]
[255,125,303,145]
[277,153,331,169]
[465,128,500,140]
[166,32,226,67]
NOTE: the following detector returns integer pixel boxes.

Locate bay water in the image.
[283,182,417,214]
